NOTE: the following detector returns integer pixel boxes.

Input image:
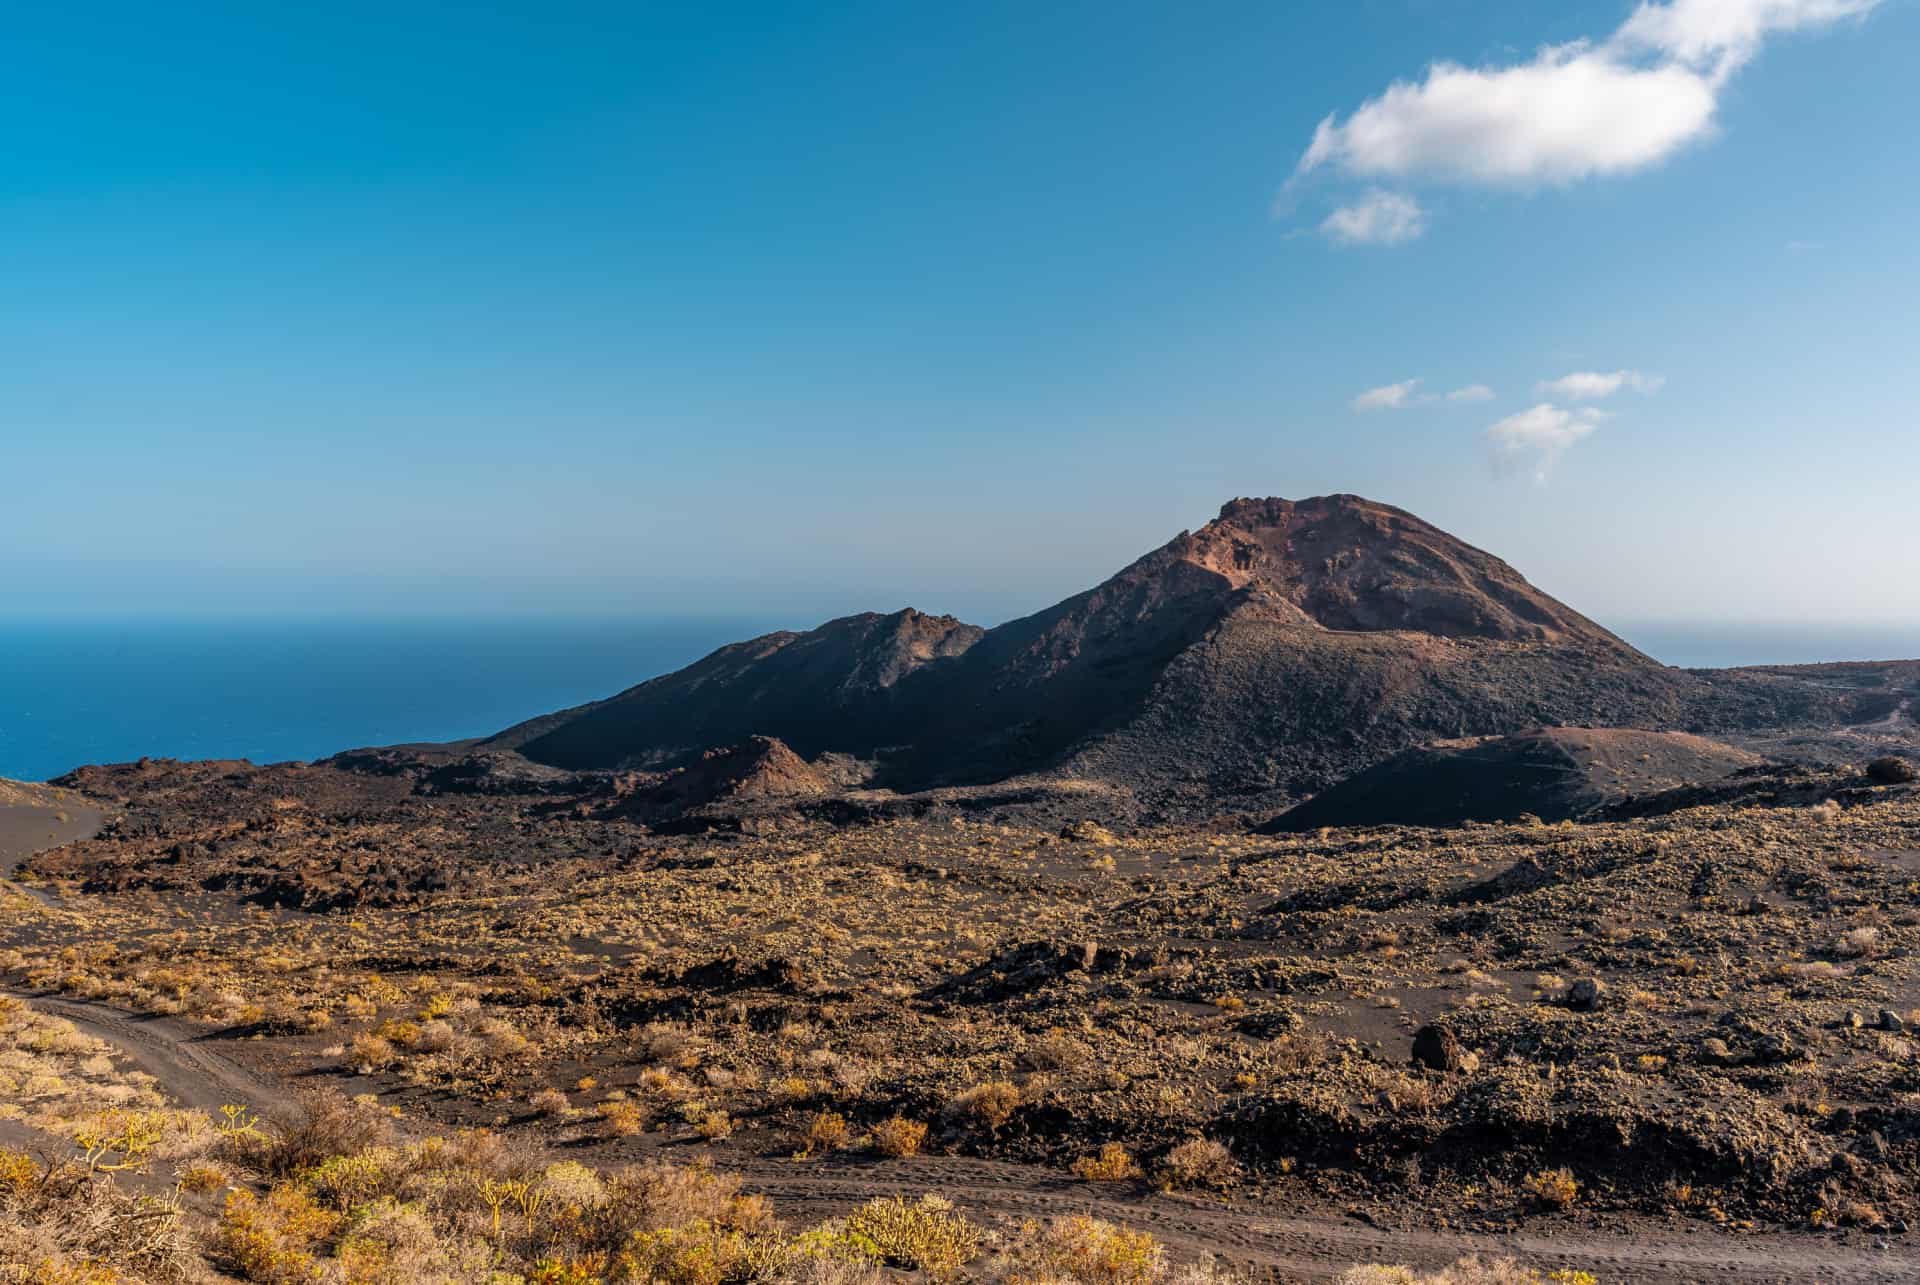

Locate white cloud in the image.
[1615,0,1882,70]
[1298,46,1718,186]
[1486,403,1607,480]
[1537,369,1664,400]
[1352,378,1423,411]
[1296,0,1880,188]
[1320,190,1426,245]
[1447,384,1496,402]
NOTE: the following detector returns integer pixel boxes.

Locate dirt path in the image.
[7,991,294,1121]
[720,1153,1917,1284]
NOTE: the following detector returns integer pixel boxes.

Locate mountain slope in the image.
[1258,727,1766,831]
[490,494,1838,807]
[485,608,982,769]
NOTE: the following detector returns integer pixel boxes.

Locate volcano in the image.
[486,495,1833,809]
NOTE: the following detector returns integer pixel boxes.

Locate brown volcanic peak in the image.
[486,608,982,770]
[886,494,1672,793]
[492,494,1834,811]
[604,735,830,826]
[1189,495,1635,647]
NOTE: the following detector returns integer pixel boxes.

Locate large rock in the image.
[1411,1023,1466,1072]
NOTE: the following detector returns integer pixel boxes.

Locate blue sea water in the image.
[1,617,1914,783]
[0,617,779,782]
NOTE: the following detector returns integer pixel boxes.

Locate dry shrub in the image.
[600,1159,768,1237]
[798,1111,850,1157]
[597,1100,648,1139]
[636,1021,699,1065]
[261,1089,392,1178]
[839,1194,982,1276]
[0,1159,197,1283]
[1270,1030,1330,1075]
[347,1032,395,1073]
[1521,1168,1578,1211]
[946,1080,1022,1130]
[691,1107,733,1140]
[1156,1139,1237,1190]
[1021,1030,1092,1072]
[1070,1143,1142,1182]
[870,1116,929,1158]
[1866,755,1917,784]
[998,1214,1165,1285]
[1834,926,1881,959]
[530,1087,569,1117]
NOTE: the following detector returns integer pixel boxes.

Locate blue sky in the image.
[5,0,1916,630]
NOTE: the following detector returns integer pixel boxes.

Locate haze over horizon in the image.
[6,1,1917,629]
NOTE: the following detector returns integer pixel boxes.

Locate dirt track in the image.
[7,992,292,1120]
[723,1153,1918,1284]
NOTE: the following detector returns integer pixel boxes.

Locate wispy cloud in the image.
[1447,384,1496,403]
[1352,378,1424,411]
[1537,369,1664,400]
[1321,190,1426,245]
[1296,1,1880,192]
[1487,404,1608,481]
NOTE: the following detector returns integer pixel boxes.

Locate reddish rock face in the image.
[1184,495,1638,647]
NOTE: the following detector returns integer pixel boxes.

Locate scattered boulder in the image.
[1697,1036,1736,1065]
[1567,977,1607,1011]
[1411,1023,1465,1072]
[1880,1009,1906,1034]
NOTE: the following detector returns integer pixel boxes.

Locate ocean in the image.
[0,617,779,783]
[1,617,1915,783]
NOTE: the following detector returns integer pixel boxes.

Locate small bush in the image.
[946,1081,1021,1131]
[870,1116,928,1158]
[1071,1143,1142,1183]
[263,1089,392,1178]
[531,1087,570,1117]
[1835,926,1881,959]
[347,1033,395,1073]
[691,1108,733,1140]
[598,1100,648,1138]
[1157,1139,1236,1190]
[1002,1214,1163,1285]
[798,1111,850,1157]
[839,1194,982,1276]
[1521,1168,1579,1211]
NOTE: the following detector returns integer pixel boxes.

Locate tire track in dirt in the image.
[722,1154,1919,1284]
[7,991,293,1121]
